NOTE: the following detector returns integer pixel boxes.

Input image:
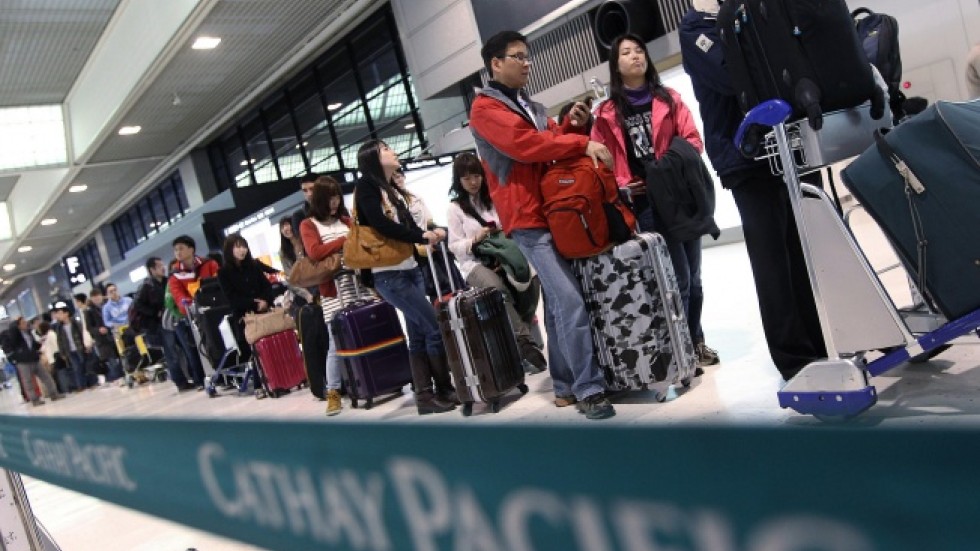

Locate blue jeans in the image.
[161,321,205,386]
[372,268,443,356]
[67,350,87,390]
[510,229,605,401]
[325,323,341,391]
[635,198,705,342]
[147,327,187,387]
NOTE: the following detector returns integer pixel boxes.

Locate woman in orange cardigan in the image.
[299,176,351,416]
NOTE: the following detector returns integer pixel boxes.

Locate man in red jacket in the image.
[469,30,616,420]
[166,234,218,390]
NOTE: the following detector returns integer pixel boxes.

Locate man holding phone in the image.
[469,30,616,419]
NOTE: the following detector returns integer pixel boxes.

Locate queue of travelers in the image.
[4,22,815,422]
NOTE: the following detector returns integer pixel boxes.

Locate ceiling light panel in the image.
[192,36,222,50]
[0,105,68,171]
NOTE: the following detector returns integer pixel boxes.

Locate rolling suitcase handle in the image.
[425,240,458,299]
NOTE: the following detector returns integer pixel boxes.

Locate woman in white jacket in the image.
[446,153,546,373]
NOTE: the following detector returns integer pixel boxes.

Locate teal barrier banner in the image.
[0,414,977,550]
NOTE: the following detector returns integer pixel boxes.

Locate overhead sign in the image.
[224,206,276,237]
[63,255,87,286]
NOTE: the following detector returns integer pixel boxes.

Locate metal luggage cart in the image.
[735,99,980,420]
[203,314,257,398]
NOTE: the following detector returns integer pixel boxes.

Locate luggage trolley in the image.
[204,315,257,398]
[735,99,980,420]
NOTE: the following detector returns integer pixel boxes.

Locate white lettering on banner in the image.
[198,442,391,551]
[197,445,876,551]
[21,431,136,491]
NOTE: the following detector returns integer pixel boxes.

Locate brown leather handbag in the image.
[342,195,413,269]
[286,253,342,287]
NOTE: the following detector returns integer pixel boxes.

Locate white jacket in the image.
[447,201,501,280]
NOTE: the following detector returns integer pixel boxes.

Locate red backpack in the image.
[541,157,636,259]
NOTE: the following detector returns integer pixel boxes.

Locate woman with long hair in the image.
[298,175,351,416]
[217,233,275,374]
[590,33,719,366]
[447,152,546,373]
[352,140,456,415]
[278,217,302,275]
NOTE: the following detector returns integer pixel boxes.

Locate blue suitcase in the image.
[841,100,980,320]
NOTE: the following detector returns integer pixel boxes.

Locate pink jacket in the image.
[590,87,704,187]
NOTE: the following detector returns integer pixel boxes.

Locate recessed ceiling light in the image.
[69,184,88,193]
[192,36,222,50]
[40,218,57,226]
[3,264,15,272]
[17,246,32,252]
[327,102,342,111]
[404,123,416,129]
[118,125,141,135]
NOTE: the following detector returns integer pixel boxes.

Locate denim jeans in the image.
[67,350,87,390]
[510,229,605,401]
[325,322,341,391]
[147,327,187,387]
[372,267,444,356]
[634,197,705,342]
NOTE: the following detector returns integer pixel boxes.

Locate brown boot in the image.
[428,353,460,405]
[410,351,455,414]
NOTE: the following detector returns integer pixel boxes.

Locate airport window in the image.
[73,239,104,281]
[207,4,425,191]
[110,173,190,258]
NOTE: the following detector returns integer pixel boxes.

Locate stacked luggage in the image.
[429,244,528,416]
[574,233,698,401]
[329,270,413,410]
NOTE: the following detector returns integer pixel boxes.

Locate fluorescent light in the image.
[192,36,221,50]
[118,125,141,135]
[68,184,88,193]
[17,246,32,252]
[327,102,342,111]
[40,218,57,226]
[404,123,416,129]
[3,264,14,271]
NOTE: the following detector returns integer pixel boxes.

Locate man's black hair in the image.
[73,293,87,304]
[299,173,319,184]
[480,30,528,74]
[145,256,162,271]
[172,235,196,250]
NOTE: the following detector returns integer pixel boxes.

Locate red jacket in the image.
[590,87,704,187]
[168,256,220,316]
[299,216,352,298]
[469,84,589,234]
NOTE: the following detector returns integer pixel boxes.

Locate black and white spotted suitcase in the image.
[573,232,698,399]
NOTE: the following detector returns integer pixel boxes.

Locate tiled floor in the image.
[4,205,979,550]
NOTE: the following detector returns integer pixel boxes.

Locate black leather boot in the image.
[410,351,454,414]
[428,352,461,405]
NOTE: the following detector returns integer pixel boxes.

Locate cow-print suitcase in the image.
[573,232,698,400]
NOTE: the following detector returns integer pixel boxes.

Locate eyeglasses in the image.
[500,53,532,64]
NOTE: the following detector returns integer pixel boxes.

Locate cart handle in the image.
[734,99,793,153]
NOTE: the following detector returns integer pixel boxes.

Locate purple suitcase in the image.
[331,300,412,409]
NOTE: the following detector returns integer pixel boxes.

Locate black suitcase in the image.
[297,302,327,400]
[429,244,527,416]
[718,0,883,131]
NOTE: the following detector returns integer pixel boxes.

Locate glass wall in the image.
[110,172,190,258]
[207,5,424,190]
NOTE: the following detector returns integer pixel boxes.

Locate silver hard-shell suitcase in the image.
[573,232,698,400]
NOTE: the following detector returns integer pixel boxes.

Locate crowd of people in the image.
[3,13,827,421]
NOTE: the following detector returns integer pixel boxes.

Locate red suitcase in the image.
[253,330,307,397]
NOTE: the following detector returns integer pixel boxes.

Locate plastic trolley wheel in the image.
[680,377,693,388]
[461,402,474,417]
[490,400,502,413]
[517,383,529,394]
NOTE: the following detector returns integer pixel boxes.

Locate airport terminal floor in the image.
[3,210,979,550]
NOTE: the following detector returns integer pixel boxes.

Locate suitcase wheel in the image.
[364,397,374,410]
[490,400,501,414]
[517,383,529,395]
[461,402,474,417]
[655,391,667,403]
[680,377,692,388]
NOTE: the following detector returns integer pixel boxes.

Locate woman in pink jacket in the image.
[590,33,718,367]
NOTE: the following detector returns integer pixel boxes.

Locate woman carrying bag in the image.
[590,33,719,367]
[217,234,276,359]
[298,176,351,416]
[350,140,457,415]
[447,152,547,373]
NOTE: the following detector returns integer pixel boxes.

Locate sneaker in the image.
[696,342,720,366]
[177,383,195,393]
[554,395,577,407]
[31,398,45,407]
[576,393,616,420]
[326,390,342,416]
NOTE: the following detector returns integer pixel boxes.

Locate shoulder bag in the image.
[342,192,413,269]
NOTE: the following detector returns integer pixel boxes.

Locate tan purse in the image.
[243,308,295,344]
[342,193,413,270]
[287,253,342,287]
